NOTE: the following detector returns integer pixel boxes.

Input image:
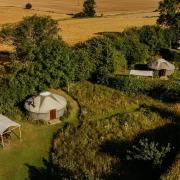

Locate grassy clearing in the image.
[0,89,79,180]
[53,81,180,179]
[0,122,60,180]
[69,81,138,121]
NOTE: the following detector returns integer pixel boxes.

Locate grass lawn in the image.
[0,89,79,180]
[0,123,60,180]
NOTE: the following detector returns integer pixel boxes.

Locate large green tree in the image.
[0,15,60,61]
[157,0,180,29]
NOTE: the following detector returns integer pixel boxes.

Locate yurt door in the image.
[50,109,56,120]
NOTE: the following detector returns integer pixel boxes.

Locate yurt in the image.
[24,92,67,121]
[148,58,175,76]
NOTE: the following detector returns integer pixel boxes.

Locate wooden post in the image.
[1,134,4,148]
[19,126,22,141]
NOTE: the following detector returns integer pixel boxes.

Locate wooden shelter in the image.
[0,114,21,148]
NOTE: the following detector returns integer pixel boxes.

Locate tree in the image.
[83,0,96,17]
[138,25,169,52]
[157,0,180,29]
[25,3,32,9]
[0,15,60,61]
[32,38,76,90]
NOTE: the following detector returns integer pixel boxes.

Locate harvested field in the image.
[0,0,160,14]
[0,0,160,45]
[60,12,157,45]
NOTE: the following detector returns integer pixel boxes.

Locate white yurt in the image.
[148,58,175,76]
[24,92,67,121]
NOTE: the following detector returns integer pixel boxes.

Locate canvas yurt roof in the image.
[24,92,67,114]
[148,58,175,71]
[0,114,20,135]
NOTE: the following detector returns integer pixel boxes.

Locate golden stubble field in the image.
[0,0,160,45]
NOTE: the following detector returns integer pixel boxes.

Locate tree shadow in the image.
[100,123,180,180]
[25,158,75,180]
[25,123,76,180]
[140,104,180,123]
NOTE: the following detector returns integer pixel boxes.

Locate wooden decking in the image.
[48,119,61,125]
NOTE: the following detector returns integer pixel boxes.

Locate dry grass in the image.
[0,0,160,14]
[60,13,157,45]
[0,0,159,46]
[0,6,69,25]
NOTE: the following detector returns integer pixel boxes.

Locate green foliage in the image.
[107,75,180,102]
[104,31,149,67]
[32,38,77,89]
[76,37,125,82]
[83,0,96,17]
[1,15,59,61]
[25,3,32,9]
[138,25,172,52]
[73,49,95,81]
[69,81,138,121]
[127,138,172,167]
[157,0,180,29]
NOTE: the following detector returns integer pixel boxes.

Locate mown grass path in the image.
[0,89,80,180]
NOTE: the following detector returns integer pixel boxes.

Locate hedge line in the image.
[106,76,180,102]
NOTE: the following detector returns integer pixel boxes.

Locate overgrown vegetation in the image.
[51,82,180,179]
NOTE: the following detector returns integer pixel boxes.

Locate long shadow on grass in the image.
[25,123,77,180]
[100,123,180,180]
[25,158,75,180]
[140,104,180,123]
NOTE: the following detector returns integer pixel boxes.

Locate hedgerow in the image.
[106,75,180,102]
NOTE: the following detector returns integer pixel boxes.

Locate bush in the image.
[73,12,85,18]
[104,31,149,67]
[138,25,170,52]
[107,75,180,102]
[25,3,32,10]
[76,37,126,82]
[127,139,172,167]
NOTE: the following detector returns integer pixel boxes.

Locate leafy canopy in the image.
[157,0,180,29]
[83,0,96,17]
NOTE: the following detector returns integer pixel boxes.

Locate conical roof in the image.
[24,92,67,113]
[148,58,175,71]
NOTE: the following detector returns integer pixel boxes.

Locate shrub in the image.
[127,139,172,167]
[104,31,149,67]
[76,37,126,82]
[25,3,32,10]
[138,25,170,52]
[73,12,85,18]
[107,75,180,102]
